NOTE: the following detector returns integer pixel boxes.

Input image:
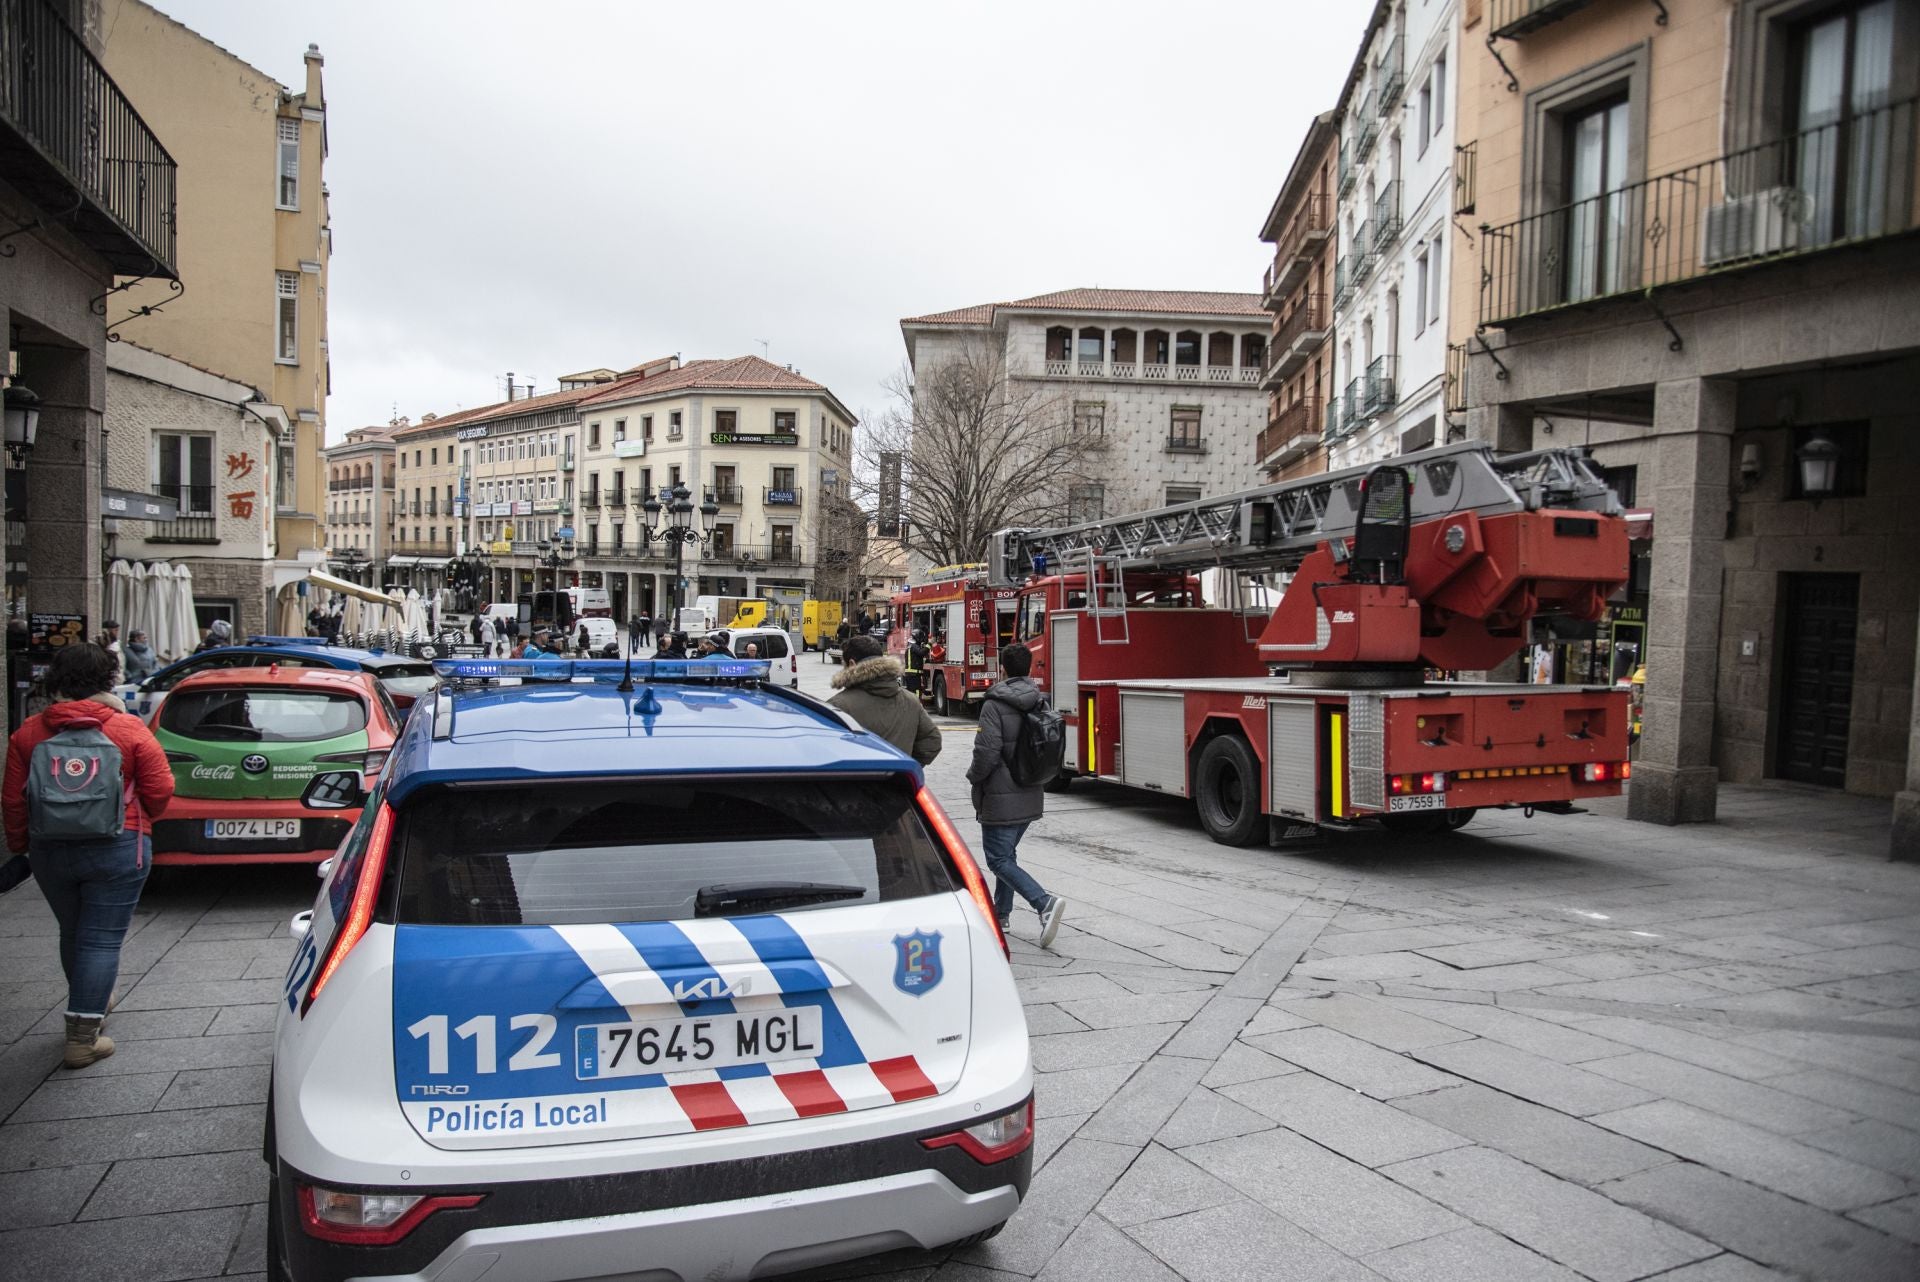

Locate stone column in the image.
[22,343,104,628]
[1629,377,1736,825]
[1891,607,1920,861]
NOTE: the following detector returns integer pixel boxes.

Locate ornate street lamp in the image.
[337,545,366,583]
[642,482,720,618]
[4,382,41,462]
[1796,428,1840,500]
[535,536,574,591]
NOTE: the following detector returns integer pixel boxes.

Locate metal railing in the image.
[1354,93,1379,162]
[1165,434,1207,454]
[146,515,216,543]
[0,0,178,274]
[1378,35,1405,109]
[1372,181,1401,253]
[1488,0,1592,40]
[1270,293,1329,364]
[712,484,741,505]
[1337,140,1355,197]
[1360,355,1397,419]
[1480,98,1918,327]
[1352,224,1376,283]
[1258,394,1323,462]
[1324,396,1345,441]
[582,489,601,509]
[1340,378,1362,432]
[1446,342,1470,415]
[607,489,625,507]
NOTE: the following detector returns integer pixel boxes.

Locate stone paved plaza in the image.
[0,659,1916,1280]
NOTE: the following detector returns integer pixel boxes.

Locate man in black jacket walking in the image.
[967,643,1067,947]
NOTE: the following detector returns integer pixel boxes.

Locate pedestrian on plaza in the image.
[654,631,687,660]
[469,613,483,646]
[522,626,553,659]
[903,629,929,698]
[968,642,1067,947]
[307,606,326,638]
[2,643,175,1068]
[121,630,158,684]
[577,623,592,654]
[500,614,519,654]
[193,618,233,654]
[631,612,648,652]
[478,614,497,656]
[832,635,941,766]
[95,620,124,685]
[699,631,734,658]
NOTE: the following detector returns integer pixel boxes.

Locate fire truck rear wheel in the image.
[1195,734,1264,847]
[1445,807,1476,831]
[933,682,951,716]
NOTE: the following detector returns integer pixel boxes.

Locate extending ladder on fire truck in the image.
[990,441,1619,584]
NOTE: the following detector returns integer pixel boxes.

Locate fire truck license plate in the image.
[1388,794,1446,813]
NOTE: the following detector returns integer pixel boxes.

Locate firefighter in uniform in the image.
[902,629,930,700]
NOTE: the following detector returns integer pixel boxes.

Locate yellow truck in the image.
[801,600,843,651]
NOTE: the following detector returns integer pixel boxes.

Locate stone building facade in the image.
[1258,113,1339,482]
[104,342,287,646]
[1452,0,1920,854]
[900,289,1271,523]
[322,425,396,581]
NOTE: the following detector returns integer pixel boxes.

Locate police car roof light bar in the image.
[429,657,773,683]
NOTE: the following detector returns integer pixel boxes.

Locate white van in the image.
[566,585,612,618]
[725,626,800,688]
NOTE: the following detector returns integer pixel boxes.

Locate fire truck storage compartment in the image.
[1347,693,1387,813]
[1120,692,1188,795]
[1052,615,1080,770]
[1267,698,1317,820]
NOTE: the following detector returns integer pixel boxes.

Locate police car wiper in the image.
[695,882,868,916]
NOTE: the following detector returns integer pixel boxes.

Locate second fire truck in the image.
[988,441,1635,845]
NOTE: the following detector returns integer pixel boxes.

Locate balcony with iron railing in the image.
[1333,256,1354,308]
[1042,355,1259,385]
[1446,342,1470,415]
[1479,98,1919,328]
[1264,293,1330,385]
[607,489,625,507]
[582,488,601,510]
[1488,0,1600,41]
[1354,92,1379,162]
[144,484,215,542]
[1454,141,1477,216]
[712,484,742,505]
[0,0,178,275]
[1377,36,1405,110]
[1257,394,1325,466]
[1337,140,1355,198]
[1352,223,1377,284]
[1372,181,1402,253]
[1338,380,1363,436]
[1264,193,1333,305]
[1359,356,1398,421]
[1324,395,1344,441]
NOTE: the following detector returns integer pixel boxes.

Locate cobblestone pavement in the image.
[1,654,1916,1280]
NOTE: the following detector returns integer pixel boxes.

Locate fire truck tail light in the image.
[1390,773,1447,795]
[1577,762,1630,783]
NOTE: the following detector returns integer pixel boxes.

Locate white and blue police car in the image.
[267,657,1033,1282]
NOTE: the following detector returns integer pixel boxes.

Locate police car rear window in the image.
[392,776,955,926]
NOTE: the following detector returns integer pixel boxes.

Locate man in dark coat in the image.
[830,636,940,765]
[967,643,1066,946]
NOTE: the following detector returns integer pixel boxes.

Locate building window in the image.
[612,523,624,553]
[641,414,653,440]
[1068,484,1104,522]
[1564,96,1632,303]
[1790,1,1897,244]
[1788,423,1870,498]
[771,525,795,561]
[715,409,738,434]
[772,465,796,494]
[275,272,299,363]
[430,448,437,465]
[1414,250,1430,337]
[774,410,796,434]
[1429,233,1444,325]
[1600,465,1638,508]
[1072,402,1106,437]
[276,117,299,210]
[1418,82,1432,154]
[1165,485,1202,505]
[1169,406,1203,451]
[614,418,626,441]
[155,433,214,515]
[669,411,683,439]
[1432,54,1446,136]
[589,421,601,449]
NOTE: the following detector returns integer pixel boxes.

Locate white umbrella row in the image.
[106,559,200,662]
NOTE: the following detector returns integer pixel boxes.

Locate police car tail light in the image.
[914,786,1008,958]
[297,1183,483,1245]
[302,803,393,1013]
[921,1097,1033,1164]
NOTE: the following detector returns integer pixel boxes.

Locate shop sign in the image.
[711,432,797,447]
[512,501,532,516]
[767,489,797,505]
[456,424,492,440]
[101,488,178,522]
[28,612,85,658]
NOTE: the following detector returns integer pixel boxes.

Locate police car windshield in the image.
[392,775,954,926]
[159,689,367,742]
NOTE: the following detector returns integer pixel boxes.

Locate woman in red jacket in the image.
[3,643,175,1068]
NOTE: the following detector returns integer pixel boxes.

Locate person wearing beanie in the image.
[194,618,234,654]
[830,635,941,766]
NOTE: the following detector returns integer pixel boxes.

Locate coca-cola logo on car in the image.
[189,764,237,780]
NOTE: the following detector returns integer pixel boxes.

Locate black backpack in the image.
[1007,693,1066,787]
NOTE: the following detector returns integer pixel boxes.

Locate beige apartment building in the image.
[1257,112,1340,482]
[573,356,858,622]
[97,0,331,586]
[388,416,460,585]
[322,425,396,584]
[1451,0,1920,854]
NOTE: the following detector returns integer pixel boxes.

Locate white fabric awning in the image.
[384,555,421,567]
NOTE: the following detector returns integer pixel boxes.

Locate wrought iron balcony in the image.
[1359,356,1397,420]
[1265,293,1330,385]
[1324,396,1344,441]
[1258,394,1324,465]
[1337,141,1355,198]
[1377,36,1405,110]
[1488,0,1601,41]
[1333,256,1354,308]
[1372,181,1401,253]
[1445,342,1470,415]
[1265,193,1332,305]
[0,0,178,275]
[1352,225,1376,284]
[581,489,600,510]
[712,484,742,505]
[1479,97,1919,328]
[1354,93,1379,162]
[1454,141,1477,216]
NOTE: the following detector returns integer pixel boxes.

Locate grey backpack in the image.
[27,723,128,840]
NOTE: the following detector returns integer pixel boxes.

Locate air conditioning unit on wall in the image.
[1702,188,1810,267]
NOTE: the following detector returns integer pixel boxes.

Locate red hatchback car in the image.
[148,666,402,866]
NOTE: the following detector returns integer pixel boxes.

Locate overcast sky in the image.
[151,1,1362,442]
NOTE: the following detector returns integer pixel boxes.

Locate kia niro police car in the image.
[267,657,1033,1282]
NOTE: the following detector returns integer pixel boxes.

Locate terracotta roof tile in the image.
[903,288,1267,328]
[395,381,624,437]
[579,355,828,406]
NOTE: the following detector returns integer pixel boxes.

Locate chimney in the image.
[505,371,514,402]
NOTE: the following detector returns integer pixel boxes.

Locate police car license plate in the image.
[1387,794,1445,813]
[204,818,301,840]
[577,1008,824,1080]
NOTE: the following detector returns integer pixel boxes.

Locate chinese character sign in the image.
[228,491,256,520]
[226,452,256,479]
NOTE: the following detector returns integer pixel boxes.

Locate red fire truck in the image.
[988,442,1634,845]
[884,565,1015,714]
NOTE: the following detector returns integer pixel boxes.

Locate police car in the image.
[267,657,1033,1282]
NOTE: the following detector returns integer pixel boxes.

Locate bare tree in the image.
[853,340,1098,567]
[810,492,869,606]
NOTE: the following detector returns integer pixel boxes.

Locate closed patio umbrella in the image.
[172,565,199,656]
